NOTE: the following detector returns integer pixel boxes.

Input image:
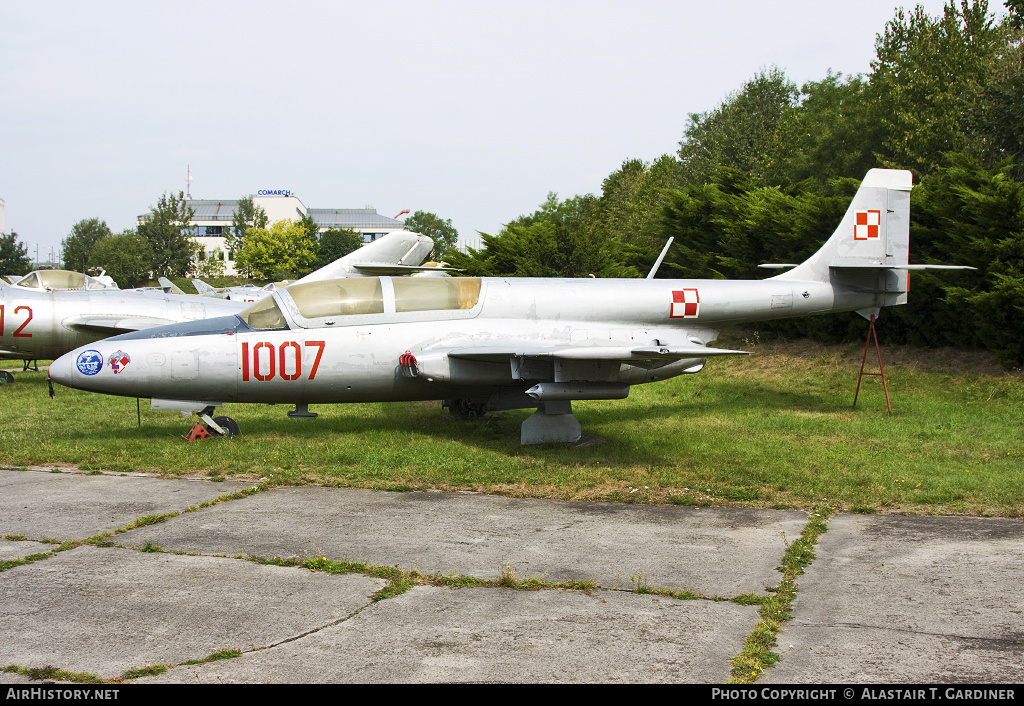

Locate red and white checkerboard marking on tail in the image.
[670,289,700,318]
[854,209,881,240]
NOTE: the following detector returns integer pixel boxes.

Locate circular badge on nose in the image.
[76,350,104,376]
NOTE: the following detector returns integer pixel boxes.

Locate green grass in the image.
[3,337,1022,516]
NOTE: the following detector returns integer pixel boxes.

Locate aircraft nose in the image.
[49,350,77,387]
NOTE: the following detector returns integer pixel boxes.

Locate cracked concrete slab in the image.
[0,545,384,680]
[140,585,758,683]
[0,470,251,540]
[0,538,54,561]
[121,486,806,595]
[761,514,1024,683]
[4,469,1021,684]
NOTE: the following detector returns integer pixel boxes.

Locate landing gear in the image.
[180,405,239,441]
[208,415,240,438]
[0,371,13,385]
[443,398,487,419]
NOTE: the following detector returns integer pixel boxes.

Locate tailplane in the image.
[770,169,972,314]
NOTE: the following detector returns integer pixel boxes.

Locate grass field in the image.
[3,334,1023,517]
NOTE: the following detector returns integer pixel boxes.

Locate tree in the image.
[89,231,153,288]
[137,191,198,277]
[227,195,268,255]
[899,154,1024,365]
[62,218,112,273]
[314,228,364,269]
[403,211,459,259]
[445,193,638,278]
[297,212,321,241]
[191,244,226,278]
[0,231,31,276]
[677,67,799,187]
[868,0,1010,177]
[233,219,318,280]
[777,73,883,186]
[1007,0,1024,26]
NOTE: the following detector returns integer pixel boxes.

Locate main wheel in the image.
[444,399,486,419]
[0,371,14,384]
[209,415,240,438]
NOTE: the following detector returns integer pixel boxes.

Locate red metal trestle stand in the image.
[853,314,892,415]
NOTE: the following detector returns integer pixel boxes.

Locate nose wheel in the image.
[207,415,240,438]
[183,408,240,441]
[0,371,14,385]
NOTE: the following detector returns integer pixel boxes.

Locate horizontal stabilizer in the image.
[830,264,977,271]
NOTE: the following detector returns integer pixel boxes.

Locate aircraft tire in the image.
[0,371,14,384]
[445,399,485,419]
[210,416,240,438]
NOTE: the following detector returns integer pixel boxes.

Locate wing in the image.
[444,342,748,363]
[409,340,749,399]
[62,315,180,334]
[350,262,462,275]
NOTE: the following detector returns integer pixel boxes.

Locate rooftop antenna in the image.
[185,165,193,199]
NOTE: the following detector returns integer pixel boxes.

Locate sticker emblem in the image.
[76,350,104,376]
[670,289,700,318]
[108,350,131,374]
[854,210,881,240]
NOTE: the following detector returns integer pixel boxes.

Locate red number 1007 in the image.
[241,341,325,382]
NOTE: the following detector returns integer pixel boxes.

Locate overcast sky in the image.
[1,0,967,260]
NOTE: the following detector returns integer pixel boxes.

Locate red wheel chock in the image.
[182,423,213,442]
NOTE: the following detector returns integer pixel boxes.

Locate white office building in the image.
[141,192,407,276]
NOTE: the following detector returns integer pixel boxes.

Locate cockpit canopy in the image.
[14,270,117,291]
[240,277,483,330]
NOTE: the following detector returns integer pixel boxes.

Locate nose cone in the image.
[50,346,106,390]
[50,348,84,388]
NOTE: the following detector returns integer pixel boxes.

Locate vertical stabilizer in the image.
[776,169,913,285]
[294,230,435,284]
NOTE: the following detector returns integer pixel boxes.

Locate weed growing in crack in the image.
[728,503,833,684]
[499,561,518,587]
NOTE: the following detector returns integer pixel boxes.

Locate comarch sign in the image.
[257,189,293,197]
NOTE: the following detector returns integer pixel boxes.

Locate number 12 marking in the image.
[0,305,33,337]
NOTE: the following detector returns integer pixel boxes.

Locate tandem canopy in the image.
[240,277,483,330]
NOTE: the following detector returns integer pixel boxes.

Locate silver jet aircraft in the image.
[1,230,435,382]
[49,170,969,443]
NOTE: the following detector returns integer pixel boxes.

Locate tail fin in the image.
[778,169,913,281]
[295,230,435,284]
[774,169,913,310]
[158,277,186,295]
[191,279,217,294]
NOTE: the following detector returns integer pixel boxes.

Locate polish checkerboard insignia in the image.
[671,289,699,318]
[108,350,131,374]
[854,210,881,240]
